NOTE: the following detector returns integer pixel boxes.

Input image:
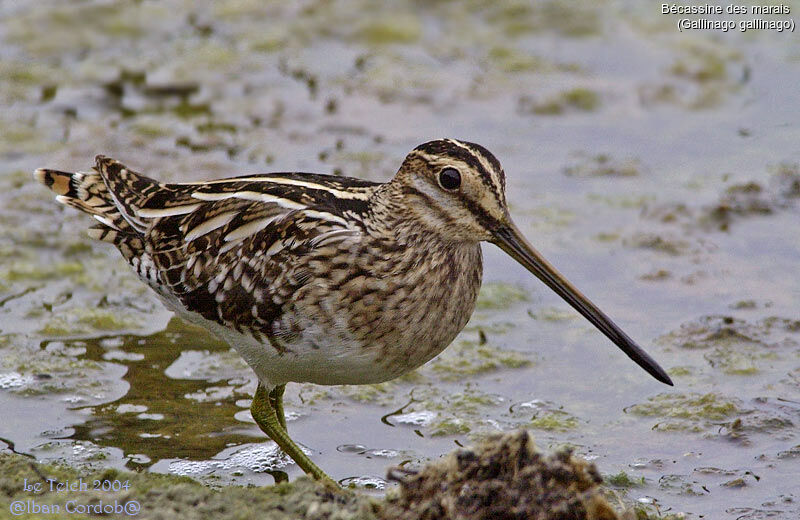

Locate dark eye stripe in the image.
[438,168,461,190]
[401,186,457,227]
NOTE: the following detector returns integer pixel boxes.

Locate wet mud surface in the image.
[1,1,799,518]
[1,432,623,519]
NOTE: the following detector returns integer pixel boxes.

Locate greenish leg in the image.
[251,384,335,485]
[269,384,287,431]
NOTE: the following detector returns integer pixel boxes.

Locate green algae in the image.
[529,410,580,432]
[708,350,760,376]
[369,385,506,439]
[39,308,141,336]
[659,315,799,375]
[129,120,174,138]
[623,232,691,256]
[171,101,213,119]
[657,474,708,497]
[429,339,530,381]
[475,282,528,310]
[528,306,577,322]
[521,205,577,230]
[631,507,690,520]
[562,88,600,111]
[5,3,167,57]
[212,0,279,20]
[605,471,646,489]
[2,262,85,282]
[770,162,800,198]
[0,119,59,155]
[666,366,693,378]
[355,17,421,45]
[63,242,93,257]
[78,309,138,331]
[196,121,238,134]
[429,417,471,437]
[0,342,108,398]
[564,153,643,178]
[0,60,53,88]
[0,452,378,520]
[522,88,600,116]
[488,46,546,73]
[640,163,800,234]
[339,380,397,404]
[250,35,289,53]
[485,1,602,38]
[37,321,73,337]
[594,232,620,243]
[626,393,741,432]
[651,40,743,110]
[670,46,728,83]
[433,388,501,416]
[700,179,782,231]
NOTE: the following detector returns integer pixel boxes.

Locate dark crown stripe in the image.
[414,139,504,204]
[453,140,502,176]
[414,140,488,177]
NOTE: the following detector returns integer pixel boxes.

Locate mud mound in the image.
[380,430,621,520]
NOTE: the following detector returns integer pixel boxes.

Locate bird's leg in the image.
[269,384,287,431]
[251,384,335,485]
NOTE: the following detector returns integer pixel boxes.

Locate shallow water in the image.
[1,1,799,517]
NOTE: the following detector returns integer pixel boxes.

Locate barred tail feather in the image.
[33,167,134,236]
[33,168,83,198]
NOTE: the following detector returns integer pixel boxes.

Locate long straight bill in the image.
[493,219,673,386]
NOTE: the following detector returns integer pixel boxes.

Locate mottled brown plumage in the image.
[35,139,671,483]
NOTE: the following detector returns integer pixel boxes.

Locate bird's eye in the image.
[438,167,461,190]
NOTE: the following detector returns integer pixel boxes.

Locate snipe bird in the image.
[35,139,672,484]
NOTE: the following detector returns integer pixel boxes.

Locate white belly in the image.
[159,293,394,388]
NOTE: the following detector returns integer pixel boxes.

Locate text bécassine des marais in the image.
[662,4,790,15]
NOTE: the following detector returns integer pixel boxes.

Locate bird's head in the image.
[391,138,673,386]
[393,138,509,243]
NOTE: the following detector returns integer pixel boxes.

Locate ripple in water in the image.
[392,410,436,426]
[168,442,310,476]
[339,476,387,490]
[0,372,33,389]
